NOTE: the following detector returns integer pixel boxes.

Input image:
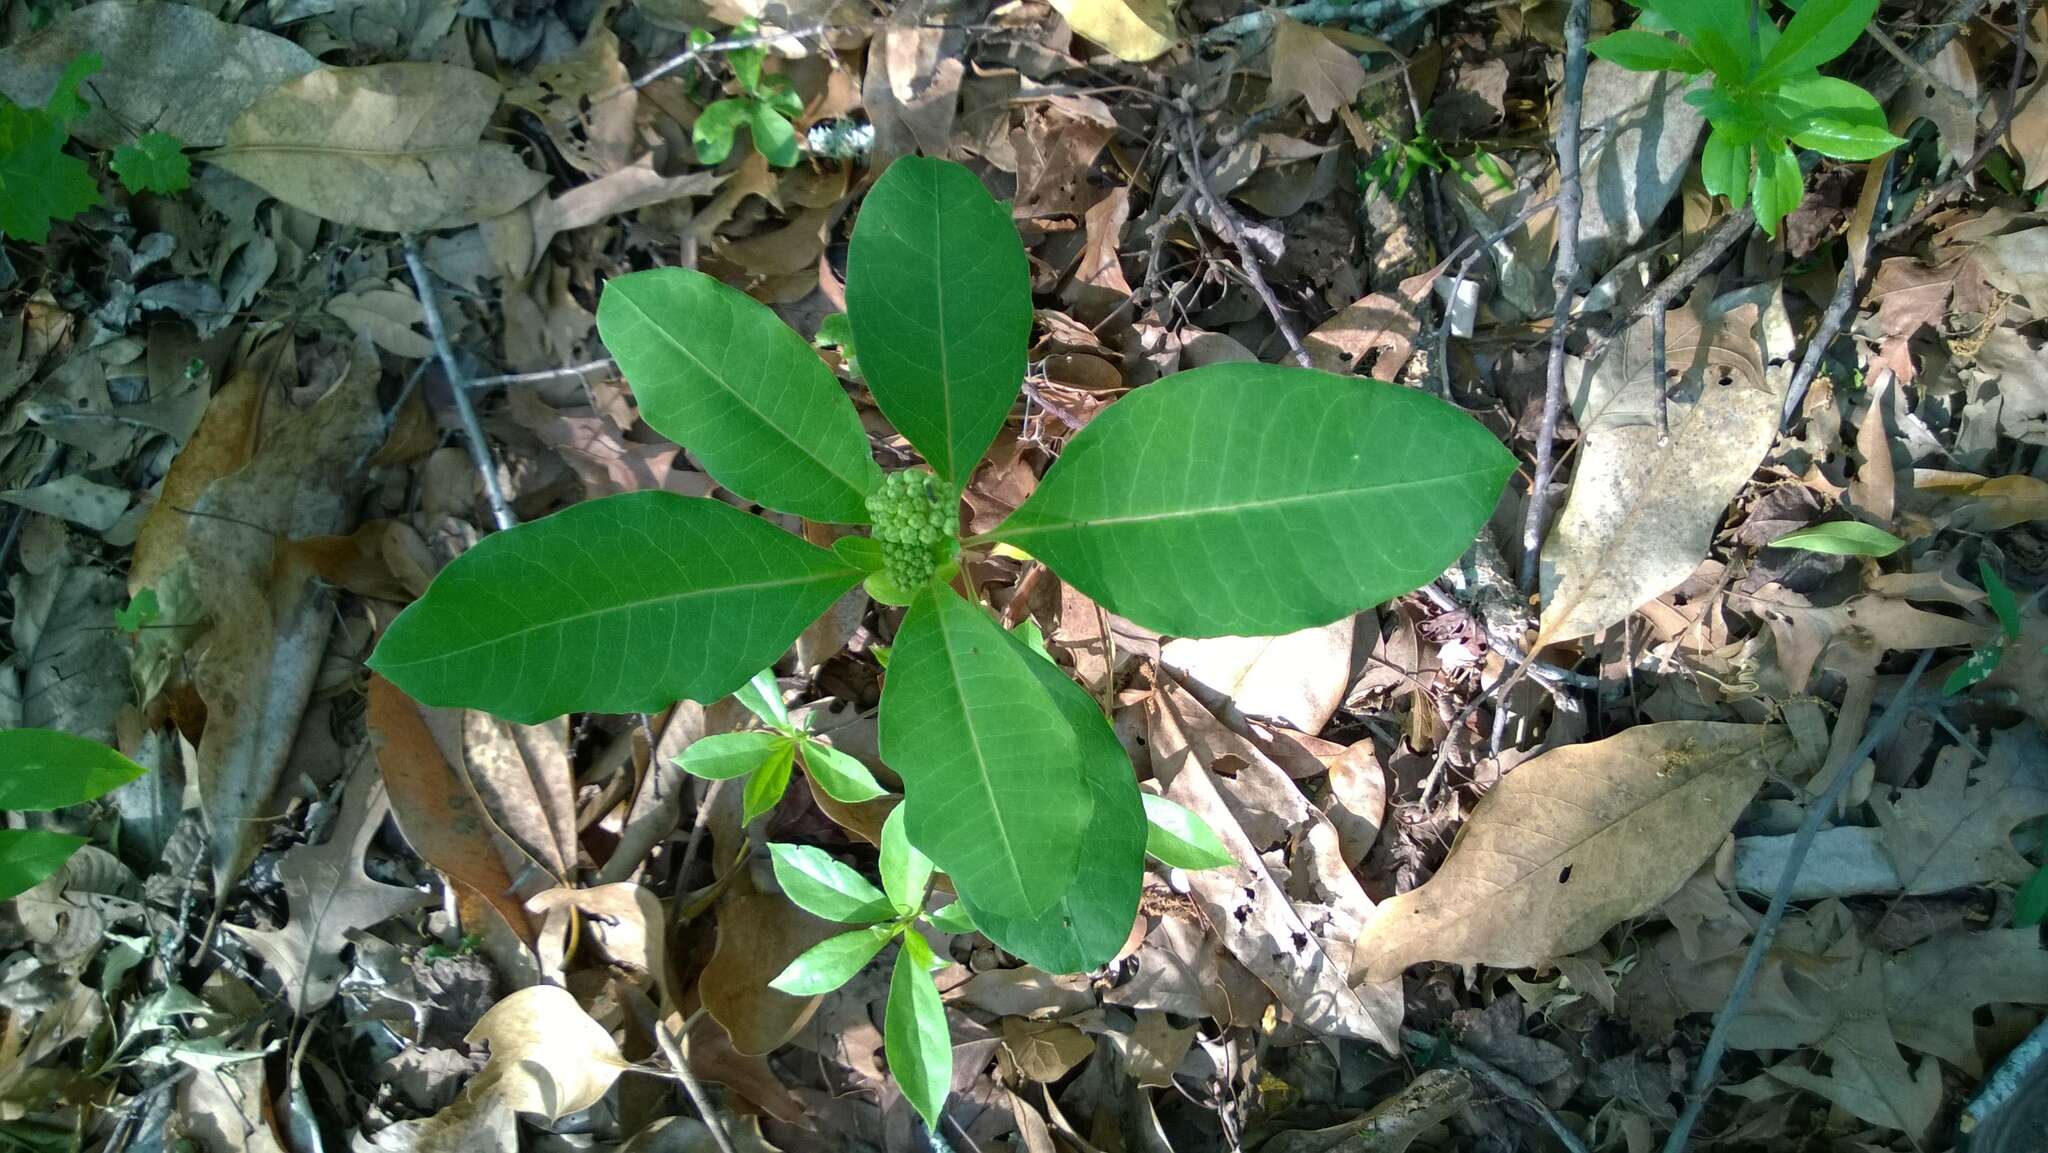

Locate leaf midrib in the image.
[929,600,1033,909]
[993,466,1509,539]
[612,287,872,503]
[372,568,851,669]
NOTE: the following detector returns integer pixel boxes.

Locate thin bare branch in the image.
[1172,109,1315,368]
[402,236,519,532]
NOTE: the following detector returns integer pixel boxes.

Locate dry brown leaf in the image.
[1911,469,2048,531]
[1305,291,1420,380]
[466,985,632,1120]
[369,676,536,946]
[1267,19,1369,123]
[529,157,724,261]
[193,337,386,896]
[1151,683,1402,1050]
[0,0,316,148]
[700,886,837,1056]
[205,63,547,233]
[1002,1017,1095,1082]
[326,288,435,360]
[1873,735,2048,896]
[1323,740,1387,870]
[1539,295,1779,643]
[1356,723,1798,982]
[225,778,433,1012]
[1049,0,1179,62]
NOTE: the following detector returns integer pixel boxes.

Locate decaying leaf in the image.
[1356,723,1799,982]
[1873,736,2048,895]
[204,63,548,232]
[1540,295,1780,642]
[1050,0,1179,62]
[466,985,633,1120]
[1267,19,1369,123]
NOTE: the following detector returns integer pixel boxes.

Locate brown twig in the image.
[1661,650,1933,1153]
[467,358,618,391]
[1433,193,1560,397]
[602,22,833,100]
[403,237,518,532]
[1518,0,1591,592]
[621,991,740,1153]
[1651,297,1670,444]
[1779,163,1892,427]
[1403,1029,1591,1153]
[1171,108,1314,368]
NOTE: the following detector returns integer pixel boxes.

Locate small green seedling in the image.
[111,131,191,195]
[1590,0,1906,236]
[1944,558,2023,695]
[369,154,1514,1128]
[0,728,148,900]
[692,23,804,168]
[0,53,103,242]
[678,668,886,822]
[1356,112,1510,203]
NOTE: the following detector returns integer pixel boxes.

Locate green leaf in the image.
[1981,559,2021,641]
[925,902,976,934]
[886,934,953,1131]
[1767,521,1905,556]
[0,729,148,810]
[693,97,751,165]
[742,740,796,823]
[112,131,190,194]
[45,53,101,122]
[1943,644,2004,696]
[596,268,882,523]
[1637,0,1753,78]
[1701,124,1753,206]
[770,925,897,994]
[0,99,100,243]
[2016,862,2048,929]
[1588,29,1707,72]
[955,625,1144,973]
[1791,116,1904,160]
[987,364,1517,637]
[1750,138,1804,236]
[116,587,160,633]
[367,492,862,723]
[678,731,793,781]
[1759,0,1879,81]
[748,100,800,167]
[1141,793,1235,869]
[846,155,1032,489]
[0,828,87,902]
[798,737,886,804]
[879,586,1092,918]
[880,805,934,913]
[735,668,791,729]
[768,842,895,924]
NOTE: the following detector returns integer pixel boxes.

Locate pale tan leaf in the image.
[466,985,632,1121]
[1356,723,1798,982]
[1049,0,1179,62]
[1873,735,2048,896]
[1002,1017,1095,1082]
[1161,618,1353,732]
[326,288,435,359]
[1267,19,1368,122]
[205,63,547,232]
[700,887,837,1056]
[1767,1014,1942,1139]
[1539,296,1781,642]
[1304,291,1419,380]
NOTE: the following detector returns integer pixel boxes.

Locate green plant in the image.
[1945,558,2023,695]
[1356,113,1510,202]
[368,155,1514,1127]
[1590,0,1907,236]
[680,668,886,822]
[1767,519,1905,556]
[0,54,102,242]
[692,23,804,168]
[0,728,148,900]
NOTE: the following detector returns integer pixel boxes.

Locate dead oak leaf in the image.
[1267,19,1368,123]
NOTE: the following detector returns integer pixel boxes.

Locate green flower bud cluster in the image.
[866,469,956,589]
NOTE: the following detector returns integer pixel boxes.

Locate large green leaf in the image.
[987,364,1517,637]
[957,626,1144,973]
[771,925,896,994]
[845,156,1031,489]
[1759,0,1877,81]
[879,586,1090,918]
[0,828,86,901]
[368,493,861,722]
[0,729,148,810]
[767,842,894,924]
[597,269,882,523]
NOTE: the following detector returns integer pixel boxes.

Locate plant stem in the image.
[1518,0,1591,592]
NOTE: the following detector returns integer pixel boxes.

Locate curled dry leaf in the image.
[1355,722,1799,983]
[204,63,548,233]
[467,985,633,1121]
[1540,295,1779,643]
[701,885,841,1056]
[369,675,536,945]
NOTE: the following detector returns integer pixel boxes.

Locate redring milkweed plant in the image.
[366,156,1516,1129]
[1589,0,1908,235]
